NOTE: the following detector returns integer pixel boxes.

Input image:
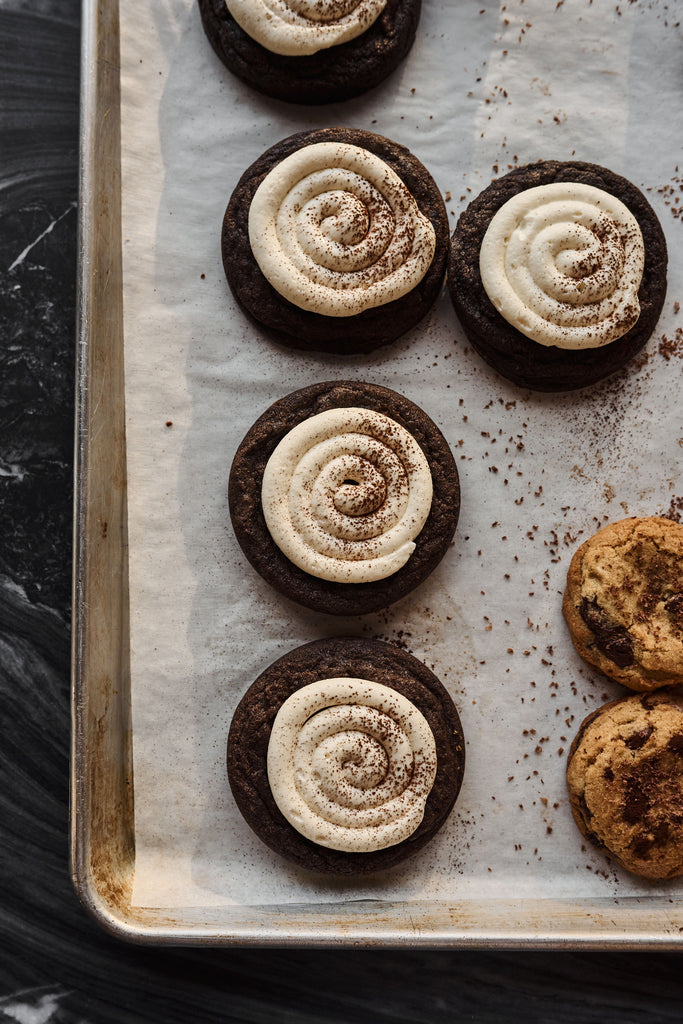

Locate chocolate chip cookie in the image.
[563,516,683,691]
[567,690,683,879]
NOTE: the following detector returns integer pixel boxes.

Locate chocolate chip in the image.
[622,776,650,824]
[665,593,683,623]
[625,727,653,750]
[653,820,671,845]
[668,733,683,754]
[603,633,635,668]
[579,597,634,668]
[632,835,655,858]
[579,597,606,633]
[631,820,671,859]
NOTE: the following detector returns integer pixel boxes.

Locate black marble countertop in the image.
[2,1,683,1020]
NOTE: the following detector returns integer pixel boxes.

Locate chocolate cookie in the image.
[197,0,421,105]
[448,161,667,392]
[563,517,683,692]
[228,380,460,615]
[222,127,449,354]
[227,636,466,874]
[566,690,683,879]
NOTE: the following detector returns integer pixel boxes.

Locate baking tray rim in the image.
[68,0,683,948]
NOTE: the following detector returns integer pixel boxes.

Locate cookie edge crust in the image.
[563,516,683,692]
[228,380,460,616]
[221,126,449,354]
[226,636,466,875]
[447,160,668,392]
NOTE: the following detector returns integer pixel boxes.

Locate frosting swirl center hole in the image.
[331,458,388,517]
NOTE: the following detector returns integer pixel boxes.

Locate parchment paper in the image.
[120,0,683,909]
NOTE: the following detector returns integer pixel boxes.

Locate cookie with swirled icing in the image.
[222,127,449,354]
[448,161,667,391]
[228,380,460,615]
[226,637,466,874]
[197,0,421,104]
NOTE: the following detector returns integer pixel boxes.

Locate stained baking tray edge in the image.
[68,0,683,948]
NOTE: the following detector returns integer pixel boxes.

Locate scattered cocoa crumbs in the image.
[657,326,683,361]
[664,496,683,523]
[656,171,682,220]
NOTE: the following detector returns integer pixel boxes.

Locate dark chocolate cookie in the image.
[563,516,683,692]
[197,0,421,105]
[227,636,466,874]
[228,380,460,615]
[566,690,683,879]
[222,127,449,354]
[448,160,667,392]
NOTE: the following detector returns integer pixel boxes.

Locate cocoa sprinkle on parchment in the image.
[657,326,683,361]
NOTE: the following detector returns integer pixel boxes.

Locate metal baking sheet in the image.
[70,0,683,946]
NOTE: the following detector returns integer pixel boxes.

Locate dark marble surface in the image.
[2,1,683,1020]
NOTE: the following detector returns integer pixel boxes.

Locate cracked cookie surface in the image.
[566,691,683,879]
[563,516,683,691]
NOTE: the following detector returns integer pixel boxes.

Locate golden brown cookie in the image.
[563,517,683,691]
[566,690,683,879]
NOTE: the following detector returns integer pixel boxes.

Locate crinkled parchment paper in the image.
[120,0,683,908]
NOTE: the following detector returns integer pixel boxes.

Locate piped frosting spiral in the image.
[261,406,433,583]
[479,182,645,350]
[248,142,436,317]
[226,0,387,56]
[266,677,437,852]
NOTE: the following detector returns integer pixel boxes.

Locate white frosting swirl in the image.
[267,677,437,852]
[226,0,387,56]
[261,407,433,583]
[479,182,645,350]
[248,142,436,317]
